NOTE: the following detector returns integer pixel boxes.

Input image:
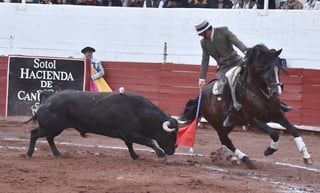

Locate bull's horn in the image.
[162,121,175,132]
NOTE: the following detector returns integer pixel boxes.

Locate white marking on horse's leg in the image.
[274,66,282,95]
[235,149,247,159]
[270,140,279,150]
[221,145,239,164]
[221,145,233,158]
[294,136,311,159]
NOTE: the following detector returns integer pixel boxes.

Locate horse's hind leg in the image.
[277,115,313,165]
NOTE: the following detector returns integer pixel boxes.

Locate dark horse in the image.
[180,44,313,169]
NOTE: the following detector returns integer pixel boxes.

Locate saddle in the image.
[213,51,246,112]
[212,65,242,96]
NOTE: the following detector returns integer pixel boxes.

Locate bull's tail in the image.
[178,96,199,124]
[21,90,55,124]
[22,114,38,124]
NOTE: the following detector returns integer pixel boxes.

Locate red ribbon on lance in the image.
[175,92,202,149]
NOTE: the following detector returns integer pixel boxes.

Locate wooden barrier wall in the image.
[1,56,320,127]
[0,57,8,117]
[102,62,216,116]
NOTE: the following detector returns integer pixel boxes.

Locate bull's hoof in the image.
[55,154,64,159]
[264,147,277,156]
[303,157,313,165]
[131,154,140,160]
[241,156,257,169]
[22,153,32,158]
[53,151,62,158]
[158,156,167,162]
[25,153,32,158]
[80,133,88,138]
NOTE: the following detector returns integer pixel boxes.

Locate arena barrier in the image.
[1,57,320,131]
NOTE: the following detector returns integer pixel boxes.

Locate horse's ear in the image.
[276,49,282,56]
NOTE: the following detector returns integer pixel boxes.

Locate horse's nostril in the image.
[272,91,279,97]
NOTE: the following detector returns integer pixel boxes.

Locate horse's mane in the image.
[246,44,286,79]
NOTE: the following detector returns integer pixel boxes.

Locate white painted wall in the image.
[0,3,319,69]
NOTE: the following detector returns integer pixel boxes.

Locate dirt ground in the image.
[0,116,319,193]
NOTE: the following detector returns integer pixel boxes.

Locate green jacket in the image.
[200,26,247,79]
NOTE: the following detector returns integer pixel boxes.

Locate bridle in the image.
[260,82,283,99]
[249,57,283,100]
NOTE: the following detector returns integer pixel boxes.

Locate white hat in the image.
[195,20,212,35]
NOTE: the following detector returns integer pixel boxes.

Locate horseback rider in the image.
[195,20,292,127]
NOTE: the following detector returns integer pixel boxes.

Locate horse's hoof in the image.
[303,157,313,165]
[264,147,277,156]
[230,156,241,165]
[242,156,257,169]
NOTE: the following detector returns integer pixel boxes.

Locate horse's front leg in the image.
[252,118,280,156]
[277,114,313,165]
[216,128,256,169]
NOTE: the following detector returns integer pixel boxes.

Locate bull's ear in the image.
[275,49,282,57]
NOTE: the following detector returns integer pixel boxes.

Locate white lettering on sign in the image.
[17,90,42,101]
[33,58,56,69]
[16,89,54,103]
[40,80,53,88]
[19,68,74,81]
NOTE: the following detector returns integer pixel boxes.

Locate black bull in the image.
[25,90,179,160]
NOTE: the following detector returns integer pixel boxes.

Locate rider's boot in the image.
[280,102,293,112]
[223,102,235,127]
[223,65,242,128]
[223,114,234,128]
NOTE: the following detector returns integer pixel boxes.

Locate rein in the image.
[259,88,272,99]
[259,82,282,99]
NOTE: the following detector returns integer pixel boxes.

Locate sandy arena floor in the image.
[0,116,319,193]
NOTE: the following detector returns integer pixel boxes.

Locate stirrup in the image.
[233,102,242,111]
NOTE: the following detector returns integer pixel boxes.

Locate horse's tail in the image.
[178,96,200,124]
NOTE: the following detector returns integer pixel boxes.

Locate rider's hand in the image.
[199,79,206,91]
